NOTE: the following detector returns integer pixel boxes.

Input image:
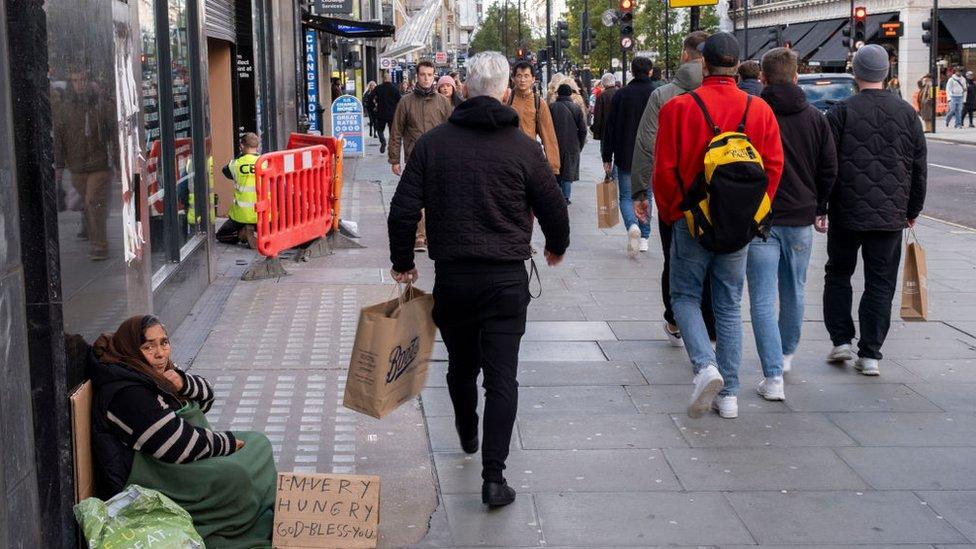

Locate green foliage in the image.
[469,3,544,57]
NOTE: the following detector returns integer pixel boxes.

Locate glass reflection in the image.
[170,0,200,252]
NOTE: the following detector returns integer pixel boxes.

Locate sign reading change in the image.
[273,472,380,548]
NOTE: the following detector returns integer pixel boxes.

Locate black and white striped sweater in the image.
[105,368,237,463]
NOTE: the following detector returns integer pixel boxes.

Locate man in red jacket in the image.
[653,32,784,420]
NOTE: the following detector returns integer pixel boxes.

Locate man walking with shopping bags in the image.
[823,44,927,376]
[388,51,570,508]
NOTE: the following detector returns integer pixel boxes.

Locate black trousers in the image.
[823,225,903,360]
[374,119,389,146]
[432,261,529,482]
[660,219,716,339]
[215,219,249,244]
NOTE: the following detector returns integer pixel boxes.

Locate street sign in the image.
[379,58,393,70]
[668,0,718,7]
[304,30,320,133]
[880,21,903,38]
[331,95,365,157]
[315,0,353,14]
[435,51,448,64]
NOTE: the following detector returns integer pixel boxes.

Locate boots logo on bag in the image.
[387,337,420,384]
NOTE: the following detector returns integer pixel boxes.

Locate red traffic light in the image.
[854,6,867,21]
[619,0,633,11]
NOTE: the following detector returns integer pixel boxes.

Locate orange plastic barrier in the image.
[254,145,334,258]
[911,90,948,116]
[286,133,344,232]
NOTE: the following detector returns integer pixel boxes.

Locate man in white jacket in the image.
[946,68,967,129]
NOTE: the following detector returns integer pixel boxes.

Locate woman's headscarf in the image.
[93,315,180,394]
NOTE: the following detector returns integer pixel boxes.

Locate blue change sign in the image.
[304,30,320,132]
[331,95,365,157]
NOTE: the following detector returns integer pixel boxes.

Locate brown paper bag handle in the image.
[393,282,414,308]
[907,227,920,245]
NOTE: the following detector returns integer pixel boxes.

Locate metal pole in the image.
[933,0,939,134]
[664,0,670,80]
[546,0,552,80]
[690,6,700,31]
[518,0,523,49]
[504,0,509,58]
[744,0,749,64]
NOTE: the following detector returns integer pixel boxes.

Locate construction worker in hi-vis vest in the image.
[216,132,261,248]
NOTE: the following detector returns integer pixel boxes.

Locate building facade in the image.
[730,0,976,94]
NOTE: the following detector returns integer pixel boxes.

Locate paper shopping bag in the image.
[900,230,928,321]
[597,175,620,229]
[343,285,436,419]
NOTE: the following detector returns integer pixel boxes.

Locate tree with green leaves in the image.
[469,2,544,57]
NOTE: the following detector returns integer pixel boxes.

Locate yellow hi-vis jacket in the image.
[227,153,259,224]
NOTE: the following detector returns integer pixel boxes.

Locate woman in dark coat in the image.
[549,84,587,203]
[965,71,976,128]
[363,80,378,137]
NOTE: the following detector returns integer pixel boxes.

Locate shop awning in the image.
[302,13,396,38]
[940,9,976,46]
[381,0,440,58]
[809,13,898,66]
[791,18,846,59]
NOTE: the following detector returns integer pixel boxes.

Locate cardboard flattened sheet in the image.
[272,472,380,548]
[70,381,94,503]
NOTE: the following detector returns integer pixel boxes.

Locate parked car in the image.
[798,73,858,113]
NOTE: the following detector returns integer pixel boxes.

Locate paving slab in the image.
[426,360,647,388]
[915,491,976,543]
[431,340,607,362]
[441,494,543,547]
[535,492,755,546]
[521,321,616,341]
[836,447,976,490]
[664,447,869,491]
[422,386,636,417]
[628,384,791,414]
[828,412,976,446]
[782,383,943,412]
[906,382,976,412]
[518,413,688,450]
[599,339,691,361]
[433,449,680,494]
[727,491,967,545]
[424,414,522,453]
[897,357,976,382]
[673,413,858,448]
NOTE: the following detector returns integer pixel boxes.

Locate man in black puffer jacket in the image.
[823,44,927,376]
[388,51,570,509]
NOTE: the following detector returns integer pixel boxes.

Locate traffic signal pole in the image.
[933,0,939,134]
[546,0,552,80]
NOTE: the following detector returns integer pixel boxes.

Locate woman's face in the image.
[438,84,454,97]
[141,324,171,372]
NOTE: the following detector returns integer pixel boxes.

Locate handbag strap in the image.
[529,258,542,299]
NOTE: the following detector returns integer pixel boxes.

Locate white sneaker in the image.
[854,357,880,376]
[627,224,640,255]
[757,376,785,401]
[688,365,724,418]
[782,354,794,374]
[664,322,684,348]
[639,237,649,252]
[827,343,855,363]
[712,395,739,419]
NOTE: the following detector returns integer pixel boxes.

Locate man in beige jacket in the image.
[507,62,560,174]
[389,60,453,251]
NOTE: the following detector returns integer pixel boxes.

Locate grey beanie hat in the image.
[852,44,889,83]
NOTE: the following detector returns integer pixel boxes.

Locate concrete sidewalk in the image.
[927,116,976,145]
[175,132,976,548]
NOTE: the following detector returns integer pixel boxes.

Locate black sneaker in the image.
[380,143,386,154]
[455,421,478,454]
[482,480,516,507]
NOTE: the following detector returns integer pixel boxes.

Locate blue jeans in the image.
[617,169,650,238]
[948,97,965,128]
[670,218,748,395]
[559,180,573,200]
[746,225,813,378]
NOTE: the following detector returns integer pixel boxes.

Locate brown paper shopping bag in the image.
[597,174,620,229]
[900,229,928,321]
[343,285,436,419]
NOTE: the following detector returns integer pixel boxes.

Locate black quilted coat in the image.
[825,89,927,231]
[388,95,570,273]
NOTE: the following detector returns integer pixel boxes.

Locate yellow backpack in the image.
[680,92,772,253]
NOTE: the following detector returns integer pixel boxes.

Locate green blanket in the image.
[127,402,276,549]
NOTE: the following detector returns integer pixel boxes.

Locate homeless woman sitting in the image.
[90,315,276,549]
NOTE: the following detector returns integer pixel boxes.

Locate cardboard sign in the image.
[70,381,94,503]
[273,473,380,548]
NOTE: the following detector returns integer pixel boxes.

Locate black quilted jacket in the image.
[388,95,570,273]
[825,89,927,231]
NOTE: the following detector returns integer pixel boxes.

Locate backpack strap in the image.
[534,90,541,129]
[689,91,721,136]
[736,95,753,133]
[506,90,514,106]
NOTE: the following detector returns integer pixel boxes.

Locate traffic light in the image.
[588,28,598,53]
[853,6,867,49]
[922,17,933,45]
[619,0,634,51]
[842,24,852,49]
[556,20,569,65]
[767,25,784,47]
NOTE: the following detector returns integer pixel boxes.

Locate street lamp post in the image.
[546,0,552,80]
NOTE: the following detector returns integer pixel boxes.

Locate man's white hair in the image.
[600,73,616,88]
[464,52,510,100]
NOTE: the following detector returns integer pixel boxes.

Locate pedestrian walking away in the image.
[601,56,657,255]
[917,74,936,133]
[736,60,764,96]
[363,80,378,138]
[590,73,618,141]
[965,71,976,128]
[509,62,561,175]
[748,47,838,403]
[388,60,453,253]
[387,51,570,508]
[216,132,262,249]
[373,72,401,154]
[549,84,587,203]
[945,67,967,129]
[823,44,927,376]
[653,32,784,420]
[632,31,714,346]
